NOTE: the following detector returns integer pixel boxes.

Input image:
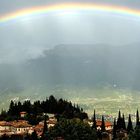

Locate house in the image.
[20,112,27,118]
[86,119,93,127]
[96,120,113,130]
[12,120,32,134]
[39,119,57,128]
[47,118,57,128]
[34,123,44,137]
[0,121,11,131]
[34,118,57,137]
[0,121,14,136]
[0,120,33,136]
[87,119,113,130]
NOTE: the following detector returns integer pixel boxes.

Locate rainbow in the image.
[0,2,140,23]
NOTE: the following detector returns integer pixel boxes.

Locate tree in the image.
[26,114,38,125]
[101,115,105,132]
[122,114,126,130]
[41,114,48,139]
[2,95,88,122]
[117,110,121,129]
[49,118,97,140]
[17,101,22,114]
[92,109,97,130]
[136,109,139,127]
[112,118,117,140]
[127,114,133,134]
[118,110,121,119]
[0,109,7,121]
[22,100,31,114]
[129,125,140,140]
[8,100,15,116]
[117,110,125,130]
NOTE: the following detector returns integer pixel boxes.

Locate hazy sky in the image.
[1,0,140,110]
[0,0,140,64]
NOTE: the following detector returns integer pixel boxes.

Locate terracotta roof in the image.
[12,120,28,123]
[35,124,44,130]
[0,130,12,133]
[13,124,31,128]
[20,112,27,114]
[0,121,12,126]
[11,120,32,128]
[96,120,112,127]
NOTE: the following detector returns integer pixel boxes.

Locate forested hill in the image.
[0,95,88,124]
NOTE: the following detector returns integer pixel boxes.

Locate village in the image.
[0,112,56,137]
[0,95,138,140]
[0,111,115,139]
[0,111,135,140]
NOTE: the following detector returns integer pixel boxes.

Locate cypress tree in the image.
[8,100,15,116]
[122,114,126,130]
[101,115,105,132]
[127,114,133,133]
[117,110,125,130]
[42,114,48,139]
[92,109,97,130]
[117,110,121,130]
[136,109,139,127]
[112,118,117,140]
[118,110,121,119]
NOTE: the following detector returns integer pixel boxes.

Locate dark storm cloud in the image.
[0,0,140,94]
[0,0,140,63]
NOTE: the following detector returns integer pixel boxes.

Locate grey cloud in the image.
[0,12,140,64]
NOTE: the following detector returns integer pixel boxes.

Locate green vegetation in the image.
[1,95,140,140]
[49,118,97,140]
[129,126,140,140]
[92,109,97,130]
[0,95,88,124]
[127,114,133,133]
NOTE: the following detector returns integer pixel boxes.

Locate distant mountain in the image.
[1,43,140,114]
[1,43,140,91]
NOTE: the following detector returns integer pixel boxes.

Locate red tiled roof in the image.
[10,120,32,128]
[0,121,12,126]
[35,124,44,130]
[96,120,112,127]
[20,112,27,114]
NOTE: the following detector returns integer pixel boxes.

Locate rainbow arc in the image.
[0,3,140,23]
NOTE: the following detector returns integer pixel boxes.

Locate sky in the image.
[1,0,140,112]
[0,0,140,64]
